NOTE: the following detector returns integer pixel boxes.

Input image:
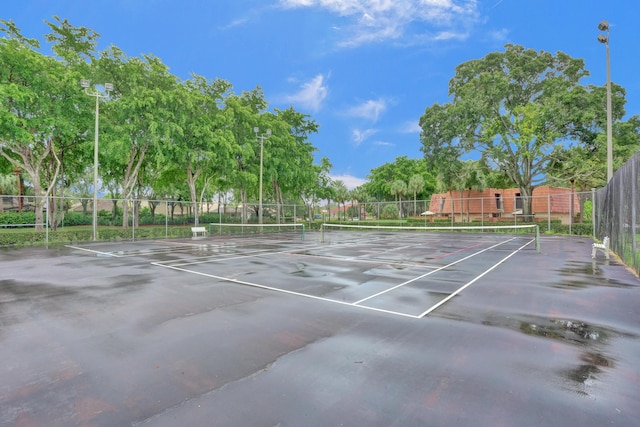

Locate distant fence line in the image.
[2,163,637,274]
[2,191,592,230]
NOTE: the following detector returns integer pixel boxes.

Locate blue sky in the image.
[3,0,639,189]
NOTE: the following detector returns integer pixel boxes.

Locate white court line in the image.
[150,236,534,319]
[163,241,447,271]
[417,238,535,318]
[157,247,277,267]
[65,245,122,257]
[159,238,417,268]
[151,261,420,319]
[352,237,519,305]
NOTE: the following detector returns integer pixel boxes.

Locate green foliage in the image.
[381,204,399,219]
[0,211,37,226]
[420,44,627,217]
[364,156,436,201]
[61,211,91,226]
[583,200,593,220]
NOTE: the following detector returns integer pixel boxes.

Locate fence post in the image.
[591,188,596,238]
[632,160,637,271]
[45,195,49,245]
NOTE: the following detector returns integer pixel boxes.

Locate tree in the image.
[419,44,626,217]
[261,107,319,222]
[389,179,407,218]
[407,174,425,216]
[168,74,233,227]
[0,173,16,212]
[224,89,266,223]
[364,156,435,202]
[332,180,348,221]
[458,160,487,222]
[301,156,332,222]
[98,48,181,228]
[547,115,640,220]
[0,20,88,230]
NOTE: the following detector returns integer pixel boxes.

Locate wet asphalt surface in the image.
[0,233,639,427]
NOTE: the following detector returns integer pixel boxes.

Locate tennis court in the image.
[1,225,639,426]
[76,224,540,319]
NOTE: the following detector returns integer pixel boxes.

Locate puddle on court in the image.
[553,261,635,289]
[291,269,332,278]
[517,318,605,343]
[446,311,628,396]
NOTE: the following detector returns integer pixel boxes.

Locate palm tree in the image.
[390,179,407,218]
[350,186,369,220]
[332,180,348,221]
[459,160,487,222]
[408,174,425,216]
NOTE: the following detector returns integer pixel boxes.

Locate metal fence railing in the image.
[0,191,592,238]
[5,159,640,276]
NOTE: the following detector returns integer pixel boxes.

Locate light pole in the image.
[254,127,271,225]
[598,20,613,183]
[81,80,113,241]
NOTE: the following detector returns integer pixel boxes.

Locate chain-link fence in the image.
[336,190,591,234]
[8,168,640,275]
[1,190,593,242]
[0,195,316,245]
[593,151,640,275]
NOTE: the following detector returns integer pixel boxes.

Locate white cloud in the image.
[347,98,387,122]
[489,28,509,42]
[399,120,422,133]
[330,174,367,190]
[373,140,395,147]
[433,31,468,41]
[352,128,378,145]
[277,0,480,47]
[218,17,249,30]
[282,74,329,112]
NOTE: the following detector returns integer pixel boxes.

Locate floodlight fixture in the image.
[597,20,613,182]
[254,127,272,225]
[80,80,115,240]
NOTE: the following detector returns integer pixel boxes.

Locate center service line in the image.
[352,237,519,305]
[417,238,536,318]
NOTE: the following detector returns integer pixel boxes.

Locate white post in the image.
[93,95,99,241]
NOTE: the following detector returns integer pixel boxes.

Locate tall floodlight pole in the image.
[598,20,613,182]
[254,127,271,225]
[81,80,113,241]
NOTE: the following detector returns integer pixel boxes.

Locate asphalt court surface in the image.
[85,231,538,319]
[2,231,639,427]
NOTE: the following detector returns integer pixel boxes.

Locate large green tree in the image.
[0,19,90,230]
[97,48,182,228]
[419,44,626,216]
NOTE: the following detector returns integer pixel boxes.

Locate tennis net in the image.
[208,223,305,240]
[320,223,540,252]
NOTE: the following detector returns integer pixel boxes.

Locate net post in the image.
[320,223,325,243]
[301,223,305,241]
[536,224,541,253]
